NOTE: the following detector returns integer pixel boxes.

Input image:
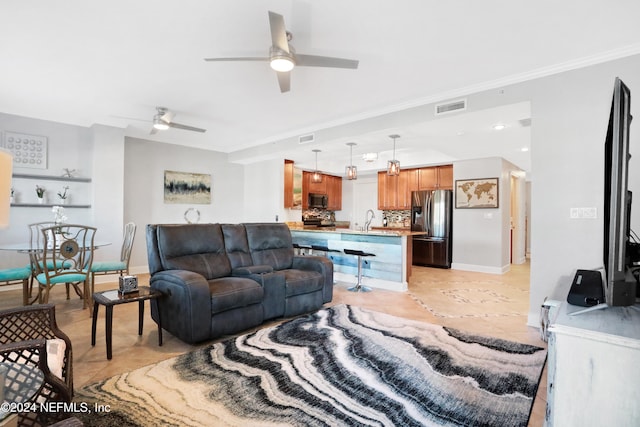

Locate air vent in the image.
[435,99,467,116]
[518,118,532,127]
[298,134,315,144]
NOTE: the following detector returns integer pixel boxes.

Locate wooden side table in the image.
[91,285,163,360]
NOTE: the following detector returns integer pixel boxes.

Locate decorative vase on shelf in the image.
[10,196,14,204]
[38,198,44,205]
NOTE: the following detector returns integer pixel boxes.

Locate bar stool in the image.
[293,243,312,256]
[343,249,376,292]
[310,245,341,259]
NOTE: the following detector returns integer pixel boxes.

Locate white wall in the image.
[451,157,515,273]
[124,137,245,271]
[0,113,94,269]
[526,55,640,326]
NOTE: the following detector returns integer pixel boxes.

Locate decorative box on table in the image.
[118,275,138,294]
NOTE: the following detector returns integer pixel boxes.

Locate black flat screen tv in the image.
[603,77,636,306]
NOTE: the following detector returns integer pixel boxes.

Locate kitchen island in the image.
[289,227,426,292]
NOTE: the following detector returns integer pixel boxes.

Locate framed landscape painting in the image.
[164,170,211,204]
[455,177,499,208]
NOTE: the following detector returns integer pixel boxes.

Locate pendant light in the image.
[345,142,357,180]
[311,149,323,183]
[387,134,400,176]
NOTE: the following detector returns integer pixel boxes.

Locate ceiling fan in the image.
[151,107,206,134]
[204,11,359,93]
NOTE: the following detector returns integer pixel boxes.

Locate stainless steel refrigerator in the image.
[411,189,453,268]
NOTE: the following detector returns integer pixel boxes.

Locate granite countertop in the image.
[288,226,427,237]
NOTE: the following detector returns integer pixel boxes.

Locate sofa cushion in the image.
[281,269,324,297]
[208,277,264,315]
[245,223,294,271]
[157,224,231,280]
[221,224,253,269]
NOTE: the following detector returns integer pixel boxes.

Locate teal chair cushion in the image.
[36,271,88,284]
[90,261,127,273]
[0,267,31,281]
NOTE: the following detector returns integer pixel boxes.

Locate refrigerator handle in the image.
[426,196,432,235]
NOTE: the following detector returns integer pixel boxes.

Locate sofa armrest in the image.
[292,255,334,303]
[150,270,212,344]
[232,265,274,276]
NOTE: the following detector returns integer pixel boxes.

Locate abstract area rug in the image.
[75,305,546,427]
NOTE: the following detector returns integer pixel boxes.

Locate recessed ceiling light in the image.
[521,147,529,152]
[492,124,506,131]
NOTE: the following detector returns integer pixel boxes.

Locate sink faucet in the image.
[364,209,375,231]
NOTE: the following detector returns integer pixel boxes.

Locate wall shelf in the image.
[12,173,91,183]
[11,203,91,208]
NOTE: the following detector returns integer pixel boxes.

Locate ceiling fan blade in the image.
[204,57,269,62]
[268,11,289,53]
[295,54,359,69]
[276,71,291,93]
[150,126,159,135]
[168,122,207,133]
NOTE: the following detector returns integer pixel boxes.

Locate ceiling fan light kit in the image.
[152,115,169,130]
[387,134,401,176]
[204,11,358,93]
[150,106,206,134]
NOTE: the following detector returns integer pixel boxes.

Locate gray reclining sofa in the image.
[146,222,333,344]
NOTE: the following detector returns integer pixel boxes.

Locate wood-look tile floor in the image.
[0,261,546,426]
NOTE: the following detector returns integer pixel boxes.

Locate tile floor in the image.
[0,261,546,426]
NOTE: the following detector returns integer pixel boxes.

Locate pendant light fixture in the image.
[345,142,357,180]
[311,149,323,183]
[387,134,401,176]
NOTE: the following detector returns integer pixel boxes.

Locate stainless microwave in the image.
[308,193,328,209]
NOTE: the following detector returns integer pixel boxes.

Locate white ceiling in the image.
[2,1,640,176]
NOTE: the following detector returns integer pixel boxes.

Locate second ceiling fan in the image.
[204,11,359,93]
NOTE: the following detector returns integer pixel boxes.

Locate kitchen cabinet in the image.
[417,165,453,190]
[378,165,453,210]
[302,171,342,210]
[284,160,294,208]
[326,175,342,211]
[377,169,415,210]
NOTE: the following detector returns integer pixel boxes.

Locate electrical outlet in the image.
[570,207,597,219]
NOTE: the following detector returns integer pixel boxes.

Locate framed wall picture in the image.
[164,170,211,204]
[455,177,499,208]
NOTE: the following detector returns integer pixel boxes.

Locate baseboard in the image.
[333,272,407,292]
[451,263,510,275]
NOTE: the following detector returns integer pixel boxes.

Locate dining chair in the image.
[0,266,32,305]
[90,222,136,297]
[27,221,57,301]
[36,224,97,309]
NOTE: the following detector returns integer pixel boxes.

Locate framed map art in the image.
[455,177,499,209]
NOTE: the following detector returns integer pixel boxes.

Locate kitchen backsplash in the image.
[383,210,411,227]
[302,208,335,222]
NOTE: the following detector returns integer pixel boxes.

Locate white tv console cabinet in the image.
[545,301,640,426]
